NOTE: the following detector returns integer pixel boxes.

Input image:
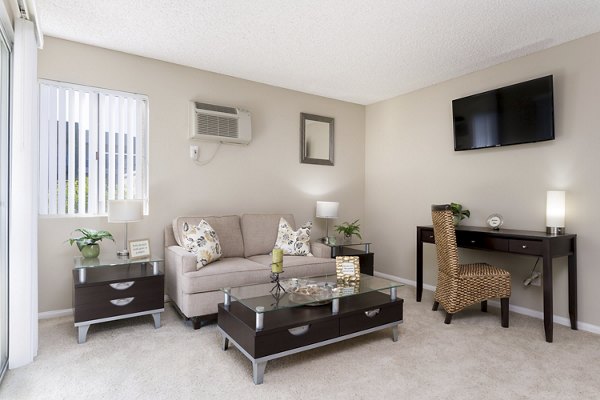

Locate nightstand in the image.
[72,256,164,343]
[325,242,374,275]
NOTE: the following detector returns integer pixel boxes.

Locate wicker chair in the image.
[431,204,511,327]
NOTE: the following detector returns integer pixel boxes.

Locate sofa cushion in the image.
[181,257,270,294]
[248,254,336,279]
[241,214,296,257]
[172,215,244,258]
[274,218,313,256]
[181,220,222,269]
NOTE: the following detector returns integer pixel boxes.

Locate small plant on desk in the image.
[450,203,470,226]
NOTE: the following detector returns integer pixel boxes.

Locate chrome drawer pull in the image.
[470,240,476,244]
[109,281,135,290]
[110,297,134,306]
[522,245,528,249]
[288,325,310,336]
[365,309,381,318]
[429,235,434,239]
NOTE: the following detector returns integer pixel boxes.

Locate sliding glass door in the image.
[0,30,10,381]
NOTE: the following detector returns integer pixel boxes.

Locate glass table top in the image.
[221,274,403,313]
[73,255,163,270]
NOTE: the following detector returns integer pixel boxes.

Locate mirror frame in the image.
[300,113,334,166]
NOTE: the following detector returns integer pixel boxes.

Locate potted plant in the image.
[450,202,470,226]
[334,219,362,242]
[68,228,114,258]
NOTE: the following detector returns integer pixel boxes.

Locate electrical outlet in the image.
[189,145,199,160]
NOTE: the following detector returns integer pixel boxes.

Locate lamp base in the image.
[546,226,565,235]
[117,249,130,257]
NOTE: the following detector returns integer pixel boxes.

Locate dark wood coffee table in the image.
[217,274,403,384]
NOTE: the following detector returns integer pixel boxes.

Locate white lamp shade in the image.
[108,199,144,223]
[316,201,339,219]
[546,191,565,228]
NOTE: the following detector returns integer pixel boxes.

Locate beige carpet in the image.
[1,286,599,400]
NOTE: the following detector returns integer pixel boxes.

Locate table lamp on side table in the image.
[316,201,339,245]
[108,199,144,257]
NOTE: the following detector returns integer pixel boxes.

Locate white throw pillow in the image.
[181,219,222,269]
[274,218,313,256]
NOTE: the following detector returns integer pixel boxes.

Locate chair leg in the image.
[481,300,487,312]
[501,298,509,328]
[444,312,453,324]
[432,301,439,311]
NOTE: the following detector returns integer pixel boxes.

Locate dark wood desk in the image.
[416,225,577,343]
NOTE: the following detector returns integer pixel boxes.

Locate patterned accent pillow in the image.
[181,219,222,269]
[274,217,313,256]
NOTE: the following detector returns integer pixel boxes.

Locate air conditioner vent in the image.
[194,102,237,115]
[189,101,251,144]
[196,114,238,138]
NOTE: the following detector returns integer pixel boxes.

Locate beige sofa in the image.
[164,213,335,328]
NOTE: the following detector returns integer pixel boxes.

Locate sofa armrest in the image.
[310,241,332,259]
[166,245,197,274]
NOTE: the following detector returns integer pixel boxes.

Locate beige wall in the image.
[38,37,365,312]
[365,32,600,326]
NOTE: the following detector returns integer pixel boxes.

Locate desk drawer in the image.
[457,234,508,252]
[421,229,435,243]
[509,239,543,256]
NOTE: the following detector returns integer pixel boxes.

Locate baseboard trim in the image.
[38,308,73,319]
[373,270,600,335]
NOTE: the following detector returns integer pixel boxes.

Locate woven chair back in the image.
[431,205,460,278]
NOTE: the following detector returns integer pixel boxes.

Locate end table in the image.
[72,255,164,343]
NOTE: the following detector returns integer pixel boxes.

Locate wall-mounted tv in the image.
[452,75,554,151]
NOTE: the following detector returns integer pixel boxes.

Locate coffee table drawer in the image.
[255,319,338,358]
[339,300,403,336]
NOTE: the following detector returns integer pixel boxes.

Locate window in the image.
[39,80,148,216]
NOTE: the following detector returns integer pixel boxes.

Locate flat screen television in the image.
[452,75,554,151]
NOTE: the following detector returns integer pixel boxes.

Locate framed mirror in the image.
[300,113,334,166]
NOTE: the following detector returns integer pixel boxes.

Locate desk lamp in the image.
[546,190,566,235]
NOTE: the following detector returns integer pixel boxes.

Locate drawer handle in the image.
[365,309,381,318]
[522,245,528,249]
[288,325,310,336]
[470,240,476,244]
[429,235,434,239]
[109,281,135,290]
[110,297,135,306]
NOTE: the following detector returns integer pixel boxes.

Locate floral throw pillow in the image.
[181,219,222,269]
[274,218,313,256]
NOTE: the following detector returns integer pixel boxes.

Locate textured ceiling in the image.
[36,0,600,105]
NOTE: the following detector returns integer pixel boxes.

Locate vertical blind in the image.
[39,80,148,216]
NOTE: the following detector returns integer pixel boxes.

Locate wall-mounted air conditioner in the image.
[189,101,252,144]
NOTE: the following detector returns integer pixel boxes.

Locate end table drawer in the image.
[339,300,403,336]
[74,276,163,306]
[421,229,435,243]
[74,294,164,323]
[255,319,338,358]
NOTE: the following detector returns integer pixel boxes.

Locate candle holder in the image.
[270,268,286,295]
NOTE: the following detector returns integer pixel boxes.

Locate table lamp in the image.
[316,201,339,244]
[546,190,566,235]
[108,199,144,256]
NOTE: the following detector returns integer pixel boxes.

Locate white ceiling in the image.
[35,0,600,105]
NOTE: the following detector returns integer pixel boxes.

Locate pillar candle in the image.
[272,248,283,273]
